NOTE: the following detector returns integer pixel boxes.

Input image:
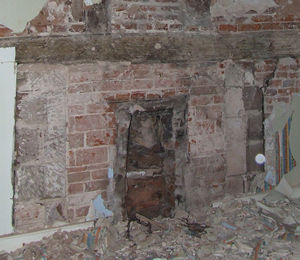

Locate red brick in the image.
[238,23,261,31]
[69,133,84,149]
[261,23,284,30]
[87,163,109,170]
[69,69,101,83]
[264,59,276,64]
[107,113,116,128]
[76,206,89,217]
[277,14,295,22]
[91,169,108,180]
[86,129,116,146]
[131,91,146,100]
[138,23,153,30]
[76,147,108,166]
[277,97,290,103]
[160,6,180,11]
[68,172,90,183]
[68,183,84,194]
[115,92,131,101]
[102,80,128,91]
[278,64,289,71]
[85,180,109,192]
[68,83,99,93]
[278,88,292,96]
[86,103,107,114]
[68,151,76,167]
[265,88,277,96]
[270,79,282,87]
[70,24,86,33]
[102,93,116,102]
[139,5,157,12]
[129,79,153,90]
[115,4,127,12]
[154,78,180,89]
[162,89,176,98]
[264,97,273,104]
[170,24,183,30]
[214,95,224,104]
[251,15,273,22]
[219,24,237,32]
[70,114,107,132]
[146,92,162,100]
[191,96,213,106]
[191,86,217,95]
[123,23,137,30]
[276,71,288,78]
[283,22,300,30]
[155,23,168,30]
[186,26,199,32]
[67,166,88,173]
[111,24,121,30]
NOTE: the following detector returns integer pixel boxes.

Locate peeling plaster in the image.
[266,95,300,197]
[86,194,113,221]
[211,0,278,21]
[0,0,47,33]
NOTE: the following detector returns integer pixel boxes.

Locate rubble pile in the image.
[3,191,300,259]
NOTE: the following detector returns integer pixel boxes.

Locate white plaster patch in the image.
[84,0,102,6]
[0,0,47,33]
[211,0,278,21]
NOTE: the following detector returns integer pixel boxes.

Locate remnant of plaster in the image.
[86,194,113,221]
[84,0,102,6]
[211,0,278,22]
[0,0,47,33]
[266,95,300,197]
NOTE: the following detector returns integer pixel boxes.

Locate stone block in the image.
[44,131,66,162]
[226,144,247,176]
[225,117,247,144]
[76,147,108,166]
[43,162,66,198]
[16,95,47,125]
[15,163,66,201]
[225,175,244,194]
[225,63,245,87]
[45,199,67,225]
[14,202,46,232]
[225,88,244,117]
[15,128,40,164]
[247,142,264,172]
[247,112,263,140]
[243,86,263,111]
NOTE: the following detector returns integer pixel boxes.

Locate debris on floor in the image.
[3,190,300,259]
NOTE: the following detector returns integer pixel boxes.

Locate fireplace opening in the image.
[126,108,175,218]
[113,96,188,220]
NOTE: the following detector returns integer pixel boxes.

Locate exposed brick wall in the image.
[253,57,300,190]
[1,0,300,37]
[66,61,226,220]
[215,0,300,33]
[15,57,300,230]
[0,0,108,37]
[111,0,184,33]
[255,58,300,115]
[14,61,228,229]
